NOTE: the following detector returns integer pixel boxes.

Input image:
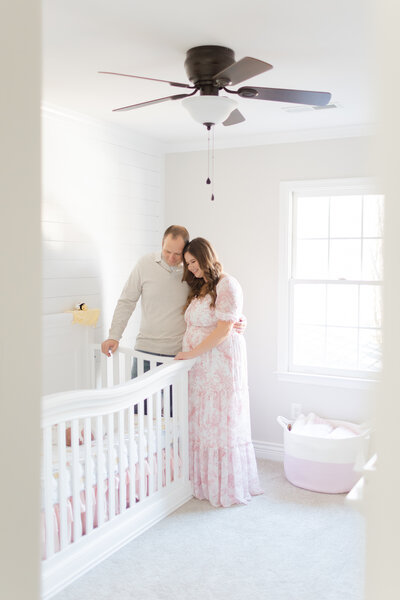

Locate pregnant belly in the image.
[183,325,214,351]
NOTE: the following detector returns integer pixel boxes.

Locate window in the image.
[278,179,384,385]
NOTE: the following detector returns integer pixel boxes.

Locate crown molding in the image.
[41,103,168,155]
[41,104,375,156]
[166,123,375,154]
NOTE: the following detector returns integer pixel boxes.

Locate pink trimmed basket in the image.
[277,416,370,494]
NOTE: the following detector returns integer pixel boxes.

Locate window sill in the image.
[275,371,380,390]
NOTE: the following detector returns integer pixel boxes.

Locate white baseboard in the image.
[42,481,193,599]
[253,440,284,462]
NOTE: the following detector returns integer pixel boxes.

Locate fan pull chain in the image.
[211,126,215,201]
[206,127,211,185]
[204,124,215,200]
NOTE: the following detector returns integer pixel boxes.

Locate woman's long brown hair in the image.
[182,238,222,310]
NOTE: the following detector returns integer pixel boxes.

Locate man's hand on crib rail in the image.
[101,339,119,356]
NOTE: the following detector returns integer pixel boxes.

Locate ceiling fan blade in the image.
[222,109,246,127]
[99,71,193,89]
[213,57,273,86]
[238,86,332,106]
[112,93,195,112]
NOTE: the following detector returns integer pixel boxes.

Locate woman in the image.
[175,238,262,507]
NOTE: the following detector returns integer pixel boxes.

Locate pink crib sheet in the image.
[41,449,181,559]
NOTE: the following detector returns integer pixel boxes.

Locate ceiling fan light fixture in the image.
[182,95,238,125]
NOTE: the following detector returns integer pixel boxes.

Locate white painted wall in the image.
[42,107,166,349]
[0,1,41,598]
[165,135,374,450]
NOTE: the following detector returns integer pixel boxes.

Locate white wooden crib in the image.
[41,345,195,598]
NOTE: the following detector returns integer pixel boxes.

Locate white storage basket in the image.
[277,416,370,494]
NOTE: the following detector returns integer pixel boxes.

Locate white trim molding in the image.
[276,370,380,390]
[253,440,284,462]
[167,124,374,154]
[277,177,382,388]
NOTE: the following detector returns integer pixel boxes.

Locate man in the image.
[101,225,190,362]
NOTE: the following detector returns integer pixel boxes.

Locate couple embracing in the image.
[101,226,262,507]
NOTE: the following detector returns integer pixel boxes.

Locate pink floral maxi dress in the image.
[182,274,262,507]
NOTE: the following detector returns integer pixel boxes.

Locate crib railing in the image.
[90,344,174,389]
[41,348,195,598]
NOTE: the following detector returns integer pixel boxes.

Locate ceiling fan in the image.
[99,45,332,128]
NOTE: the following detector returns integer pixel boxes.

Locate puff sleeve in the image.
[215,275,243,322]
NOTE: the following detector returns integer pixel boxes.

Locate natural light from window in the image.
[289,190,384,379]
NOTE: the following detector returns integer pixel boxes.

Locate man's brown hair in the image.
[163,225,190,244]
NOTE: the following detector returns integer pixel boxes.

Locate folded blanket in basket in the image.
[291,413,362,438]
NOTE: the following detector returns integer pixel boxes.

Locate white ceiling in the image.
[42,0,375,149]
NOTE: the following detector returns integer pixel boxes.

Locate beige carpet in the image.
[53,460,365,600]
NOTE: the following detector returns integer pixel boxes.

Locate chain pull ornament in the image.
[205,124,215,201]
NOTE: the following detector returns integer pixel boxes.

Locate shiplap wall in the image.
[42,106,166,346]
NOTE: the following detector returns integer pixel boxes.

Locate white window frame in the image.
[277,177,382,390]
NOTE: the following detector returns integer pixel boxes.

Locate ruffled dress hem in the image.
[190,441,263,508]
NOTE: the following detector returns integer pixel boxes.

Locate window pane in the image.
[362,239,383,280]
[295,240,329,278]
[358,329,382,371]
[326,327,358,370]
[359,285,382,328]
[289,184,384,378]
[326,284,358,327]
[292,324,325,367]
[330,196,362,238]
[293,284,326,325]
[363,195,384,237]
[296,196,329,238]
[329,239,362,279]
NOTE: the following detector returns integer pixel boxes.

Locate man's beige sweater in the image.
[108,253,189,355]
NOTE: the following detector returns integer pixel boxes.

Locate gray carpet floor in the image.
[53,459,365,600]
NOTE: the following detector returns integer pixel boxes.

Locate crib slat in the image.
[101,354,108,389]
[57,422,68,550]
[43,426,55,559]
[137,357,144,376]
[113,352,120,386]
[124,353,132,383]
[96,416,105,527]
[172,382,178,482]
[156,391,162,492]
[84,418,93,534]
[118,409,126,513]
[106,356,114,388]
[149,359,158,371]
[147,394,154,495]
[165,386,171,486]
[138,400,145,501]
[93,347,103,390]
[107,414,116,519]
[128,405,135,507]
[71,419,82,542]
[90,347,97,389]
